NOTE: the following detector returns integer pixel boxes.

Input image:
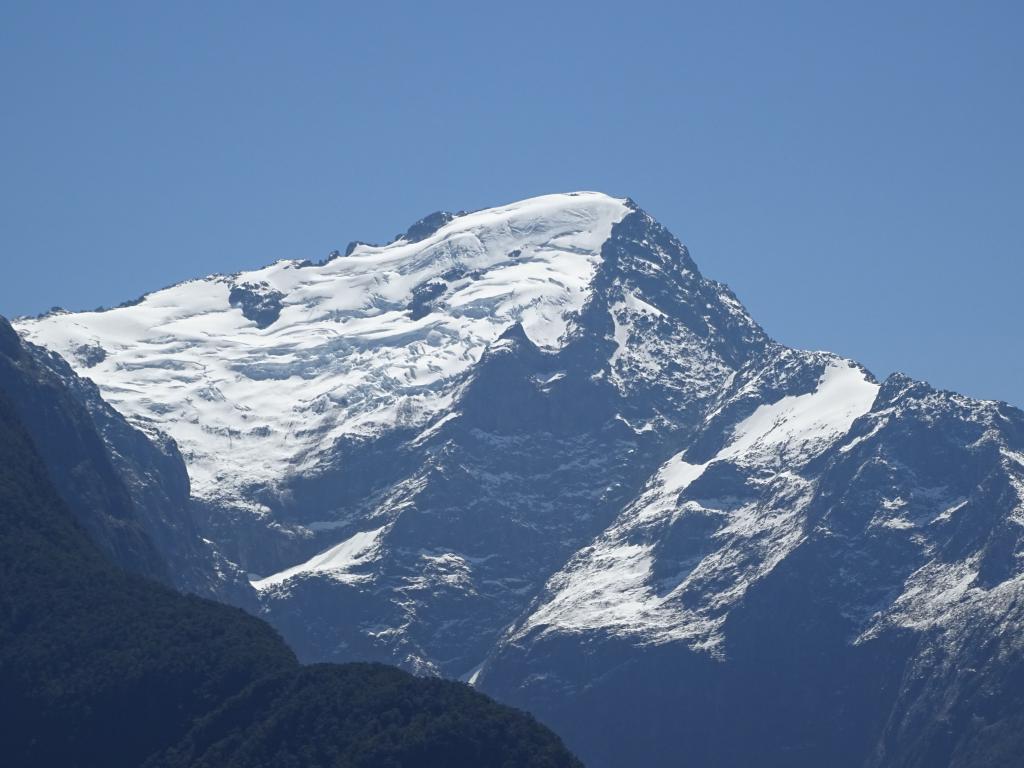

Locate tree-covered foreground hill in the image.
[0,366,581,767]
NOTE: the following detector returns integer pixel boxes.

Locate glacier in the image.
[20,193,629,504]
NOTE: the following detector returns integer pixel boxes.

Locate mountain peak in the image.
[14,191,765,514]
[398,210,461,244]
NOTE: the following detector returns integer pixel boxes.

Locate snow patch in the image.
[251,526,387,589]
[724,362,880,465]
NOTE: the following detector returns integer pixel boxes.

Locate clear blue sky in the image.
[2,1,1021,405]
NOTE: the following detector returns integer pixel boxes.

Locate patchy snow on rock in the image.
[603,277,743,410]
[516,361,879,648]
[857,557,981,642]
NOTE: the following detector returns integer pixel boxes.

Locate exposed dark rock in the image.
[401,210,459,243]
[228,282,286,329]
[408,280,447,320]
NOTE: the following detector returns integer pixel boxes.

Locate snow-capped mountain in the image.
[17,193,1024,767]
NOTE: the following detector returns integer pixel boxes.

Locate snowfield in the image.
[18,193,629,502]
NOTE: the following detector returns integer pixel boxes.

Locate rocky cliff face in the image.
[477,366,1024,767]
[17,192,1024,767]
[0,316,251,603]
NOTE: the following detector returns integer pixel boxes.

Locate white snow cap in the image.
[17,192,631,501]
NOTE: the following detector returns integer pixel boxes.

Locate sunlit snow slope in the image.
[19,193,629,505]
